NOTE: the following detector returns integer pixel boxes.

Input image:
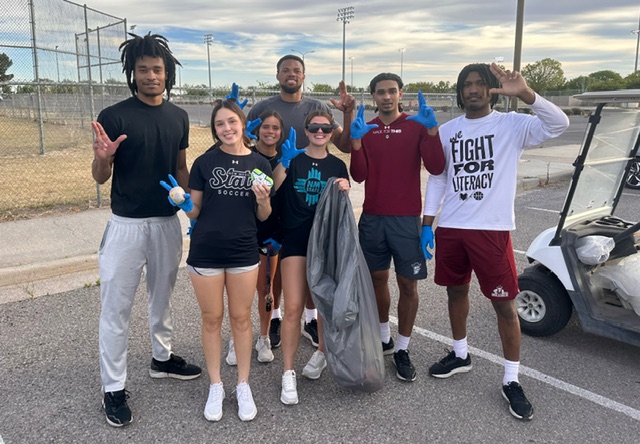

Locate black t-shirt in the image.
[280,153,349,231]
[255,147,283,245]
[187,148,274,268]
[97,96,189,218]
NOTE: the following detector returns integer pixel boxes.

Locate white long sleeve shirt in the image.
[423,94,570,231]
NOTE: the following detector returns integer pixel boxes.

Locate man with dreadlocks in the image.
[91,32,201,428]
[422,62,569,421]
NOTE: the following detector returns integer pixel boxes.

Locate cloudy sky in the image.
[4,1,640,89]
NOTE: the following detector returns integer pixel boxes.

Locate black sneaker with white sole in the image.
[429,349,472,379]
[502,381,534,420]
[302,319,319,347]
[269,318,282,348]
[382,337,395,356]
[103,389,132,427]
[149,354,202,380]
[393,349,416,382]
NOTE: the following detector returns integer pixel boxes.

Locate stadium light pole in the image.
[337,6,355,83]
[204,34,213,101]
[398,48,405,78]
[510,0,525,112]
[350,56,355,91]
[55,45,60,82]
[291,49,315,92]
[632,9,640,72]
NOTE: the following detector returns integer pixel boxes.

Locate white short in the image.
[187,263,259,277]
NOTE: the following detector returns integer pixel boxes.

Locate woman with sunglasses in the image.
[272,111,351,405]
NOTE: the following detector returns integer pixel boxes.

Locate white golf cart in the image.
[516,90,640,347]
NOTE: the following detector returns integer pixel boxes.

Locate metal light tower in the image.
[54,45,60,82]
[398,48,405,79]
[204,34,213,100]
[291,49,315,92]
[337,6,355,83]
[632,8,640,72]
[510,0,525,112]
[350,56,355,90]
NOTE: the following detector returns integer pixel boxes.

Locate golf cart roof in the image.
[574,90,640,103]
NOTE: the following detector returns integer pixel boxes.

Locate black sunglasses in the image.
[306,123,334,134]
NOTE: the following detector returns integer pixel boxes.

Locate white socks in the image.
[271,308,281,319]
[395,334,410,351]
[379,322,391,343]
[453,338,468,360]
[504,359,520,385]
[304,308,317,323]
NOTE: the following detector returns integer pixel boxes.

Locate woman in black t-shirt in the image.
[181,100,273,422]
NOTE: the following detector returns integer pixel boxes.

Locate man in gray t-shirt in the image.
[247,54,354,152]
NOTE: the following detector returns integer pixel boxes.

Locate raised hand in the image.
[279,128,305,168]
[350,104,379,140]
[420,225,434,260]
[488,62,534,102]
[225,82,249,109]
[407,91,438,129]
[245,118,262,140]
[329,80,355,113]
[159,173,194,212]
[91,121,127,160]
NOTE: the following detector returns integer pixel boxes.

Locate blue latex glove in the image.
[407,91,438,129]
[225,82,248,109]
[420,225,434,260]
[245,118,262,140]
[263,238,282,255]
[159,174,194,212]
[350,104,379,140]
[279,128,305,168]
[187,219,197,237]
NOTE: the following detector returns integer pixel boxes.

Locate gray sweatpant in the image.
[98,214,182,392]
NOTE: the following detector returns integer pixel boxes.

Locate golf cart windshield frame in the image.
[552,92,640,244]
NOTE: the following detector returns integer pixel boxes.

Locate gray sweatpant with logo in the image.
[98,214,182,392]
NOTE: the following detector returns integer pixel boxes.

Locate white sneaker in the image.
[302,350,327,380]
[255,336,274,363]
[236,381,257,421]
[226,338,237,366]
[204,382,224,421]
[280,370,298,405]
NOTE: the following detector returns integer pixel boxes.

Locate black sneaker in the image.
[382,337,395,356]
[502,381,534,420]
[149,354,202,380]
[103,389,132,427]
[269,318,282,348]
[429,349,472,379]
[302,319,319,347]
[393,349,416,382]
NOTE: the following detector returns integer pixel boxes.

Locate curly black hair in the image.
[455,63,500,110]
[119,32,181,97]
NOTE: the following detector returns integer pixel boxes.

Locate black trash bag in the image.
[306,177,384,392]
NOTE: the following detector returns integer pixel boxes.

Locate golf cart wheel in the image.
[625,159,640,190]
[516,265,573,336]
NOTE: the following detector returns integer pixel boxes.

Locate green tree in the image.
[184,84,209,96]
[587,70,625,91]
[521,58,565,94]
[564,75,589,93]
[624,71,640,89]
[310,83,334,93]
[0,53,14,83]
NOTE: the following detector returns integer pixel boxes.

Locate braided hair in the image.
[119,32,181,97]
[455,63,500,110]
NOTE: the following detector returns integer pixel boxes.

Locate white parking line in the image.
[525,206,559,213]
[392,317,640,421]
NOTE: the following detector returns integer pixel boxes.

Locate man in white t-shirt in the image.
[422,62,569,421]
